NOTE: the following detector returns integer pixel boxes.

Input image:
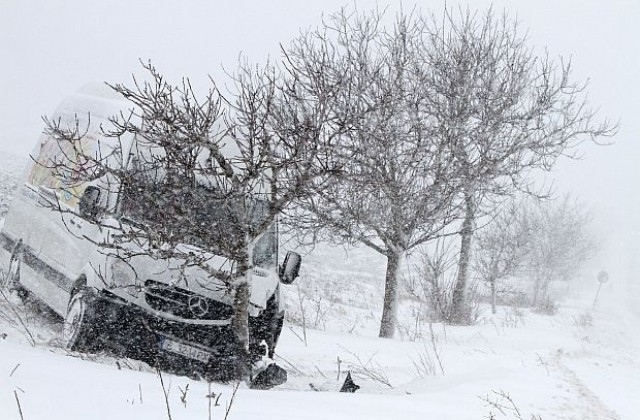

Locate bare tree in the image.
[283,10,461,338]
[415,7,616,322]
[473,201,530,314]
[40,61,337,378]
[520,195,596,307]
[474,194,596,312]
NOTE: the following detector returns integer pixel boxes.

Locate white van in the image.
[0,84,300,383]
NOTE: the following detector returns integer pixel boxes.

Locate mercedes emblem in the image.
[187,296,209,318]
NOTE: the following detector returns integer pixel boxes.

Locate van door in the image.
[63,185,107,284]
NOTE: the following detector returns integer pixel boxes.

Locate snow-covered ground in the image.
[0,154,638,420]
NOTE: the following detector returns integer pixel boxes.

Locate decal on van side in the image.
[28,131,99,208]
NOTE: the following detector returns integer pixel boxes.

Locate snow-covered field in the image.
[0,153,638,420]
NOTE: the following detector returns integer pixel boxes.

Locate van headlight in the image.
[110,259,138,293]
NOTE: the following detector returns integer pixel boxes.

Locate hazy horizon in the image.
[2,0,638,273]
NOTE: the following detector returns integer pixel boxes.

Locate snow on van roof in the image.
[52,82,136,125]
[76,82,127,101]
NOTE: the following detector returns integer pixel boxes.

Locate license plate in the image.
[160,337,210,363]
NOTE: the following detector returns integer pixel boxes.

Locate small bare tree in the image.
[474,201,530,314]
[40,61,338,378]
[520,195,596,307]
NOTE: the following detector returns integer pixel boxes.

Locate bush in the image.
[572,311,593,327]
[531,297,558,316]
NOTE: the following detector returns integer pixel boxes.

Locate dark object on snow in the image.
[340,371,360,393]
[250,363,288,390]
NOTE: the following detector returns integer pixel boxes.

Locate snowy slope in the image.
[1,289,637,420]
[0,152,638,420]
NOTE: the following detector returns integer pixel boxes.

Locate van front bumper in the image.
[94,290,283,375]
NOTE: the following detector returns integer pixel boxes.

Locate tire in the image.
[2,242,29,303]
[62,288,100,352]
[249,293,284,361]
[269,314,284,358]
[2,242,21,289]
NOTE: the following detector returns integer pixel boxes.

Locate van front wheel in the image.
[62,288,99,352]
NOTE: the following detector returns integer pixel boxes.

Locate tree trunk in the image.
[490,277,497,315]
[532,276,540,306]
[533,274,550,307]
[379,251,401,338]
[230,252,251,380]
[532,273,544,306]
[451,193,475,324]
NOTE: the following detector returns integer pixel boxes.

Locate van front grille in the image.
[144,280,233,321]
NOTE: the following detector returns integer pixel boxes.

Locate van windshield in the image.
[119,181,277,269]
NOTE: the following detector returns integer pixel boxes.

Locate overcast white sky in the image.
[1,0,638,268]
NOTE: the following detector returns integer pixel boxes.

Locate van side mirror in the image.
[279,251,301,284]
[78,186,102,219]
